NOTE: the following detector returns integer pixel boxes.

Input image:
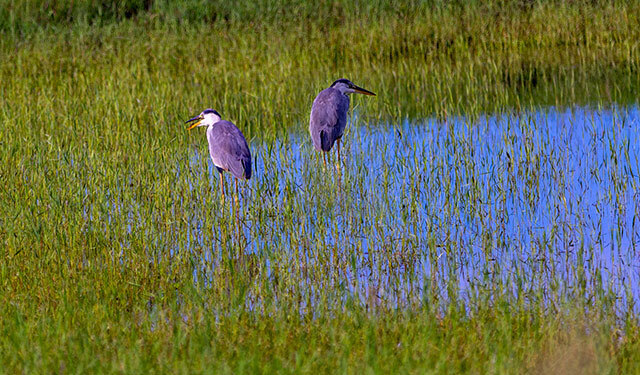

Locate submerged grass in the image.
[2,1,640,373]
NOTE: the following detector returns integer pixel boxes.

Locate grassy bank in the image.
[2,1,640,373]
[3,301,634,373]
[1,1,639,138]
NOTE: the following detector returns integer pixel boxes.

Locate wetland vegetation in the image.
[2,1,640,373]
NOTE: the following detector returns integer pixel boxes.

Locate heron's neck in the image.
[205,118,222,128]
[206,122,219,131]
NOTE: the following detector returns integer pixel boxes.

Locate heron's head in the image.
[330,78,376,96]
[186,109,222,130]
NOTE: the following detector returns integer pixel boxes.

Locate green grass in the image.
[1,1,640,373]
[2,301,631,373]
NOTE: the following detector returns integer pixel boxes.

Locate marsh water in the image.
[183,106,640,313]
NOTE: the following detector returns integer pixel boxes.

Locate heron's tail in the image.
[320,130,333,152]
[242,158,252,180]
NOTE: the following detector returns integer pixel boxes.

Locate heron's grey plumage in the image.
[186,109,252,201]
[309,79,375,161]
[206,120,252,180]
[309,87,350,152]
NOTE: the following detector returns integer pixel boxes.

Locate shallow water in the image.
[183,106,640,313]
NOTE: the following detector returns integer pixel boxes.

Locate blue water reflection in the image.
[187,106,640,314]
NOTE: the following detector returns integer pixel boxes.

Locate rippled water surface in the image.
[181,106,640,313]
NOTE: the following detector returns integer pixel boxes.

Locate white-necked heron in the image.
[309,78,375,166]
[186,109,251,201]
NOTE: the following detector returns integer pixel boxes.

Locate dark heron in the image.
[309,78,375,166]
[186,109,251,201]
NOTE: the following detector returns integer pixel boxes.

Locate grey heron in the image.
[186,109,251,201]
[309,78,375,166]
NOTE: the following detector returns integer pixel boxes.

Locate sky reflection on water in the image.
[186,106,640,313]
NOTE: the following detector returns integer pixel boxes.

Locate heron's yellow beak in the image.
[187,120,202,130]
[185,115,203,130]
[352,85,376,96]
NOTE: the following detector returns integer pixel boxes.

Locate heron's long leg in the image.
[336,138,341,167]
[233,178,244,260]
[234,179,239,208]
[322,152,326,167]
[233,179,239,238]
[219,172,225,200]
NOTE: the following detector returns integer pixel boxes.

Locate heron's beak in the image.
[352,85,376,96]
[185,115,203,130]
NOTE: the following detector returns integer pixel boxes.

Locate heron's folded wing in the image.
[207,121,252,179]
[309,89,349,151]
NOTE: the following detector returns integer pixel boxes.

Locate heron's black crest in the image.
[330,78,351,87]
[202,109,221,117]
